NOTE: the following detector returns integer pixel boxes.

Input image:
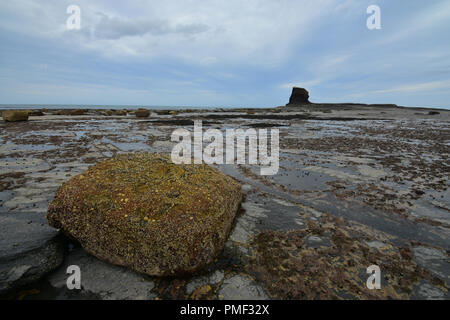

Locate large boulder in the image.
[135,109,150,118]
[288,87,310,105]
[70,109,85,116]
[47,153,242,276]
[114,110,127,116]
[2,110,29,122]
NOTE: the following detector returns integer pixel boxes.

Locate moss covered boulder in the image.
[2,110,29,122]
[114,109,127,116]
[135,109,150,118]
[47,153,242,276]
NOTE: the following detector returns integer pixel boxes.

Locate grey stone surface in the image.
[0,211,64,295]
[152,140,176,152]
[218,275,268,300]
[365,240,390,249]
[48,248,156,300]
[412,246,450,284]
[306,235,331,248]
[229,201,269,243]
[414,281,447,300]
[308,235,322,242]
[186,270,225,294]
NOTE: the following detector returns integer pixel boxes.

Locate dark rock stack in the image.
[287,87,310,105]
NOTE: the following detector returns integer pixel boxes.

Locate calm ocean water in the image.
[0,104,217,110]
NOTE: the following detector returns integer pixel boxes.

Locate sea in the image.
[0,104,218,110]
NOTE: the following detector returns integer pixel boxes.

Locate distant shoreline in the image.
[0,104,218,111]
[0,103,448,112]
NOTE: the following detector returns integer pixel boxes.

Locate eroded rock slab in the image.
[48,248,156,300]
[0,212,64,295]
[218,275,268,300]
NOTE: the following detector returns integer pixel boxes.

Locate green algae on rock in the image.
[46,153,242,276]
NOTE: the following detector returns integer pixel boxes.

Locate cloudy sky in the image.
[0,0,449,108]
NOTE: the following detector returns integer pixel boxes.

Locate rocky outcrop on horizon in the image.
[287,87,310,105]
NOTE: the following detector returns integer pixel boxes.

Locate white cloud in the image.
[349,80,450,97]
[0,0,356,66]
[279,53,353,89]
[91,14,209,40]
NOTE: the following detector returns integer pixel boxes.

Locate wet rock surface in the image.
[218,275,268,300]
[47,247,156,300]
[0,105,449,299]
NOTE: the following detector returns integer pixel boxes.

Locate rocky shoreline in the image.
[0,100,449,300]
